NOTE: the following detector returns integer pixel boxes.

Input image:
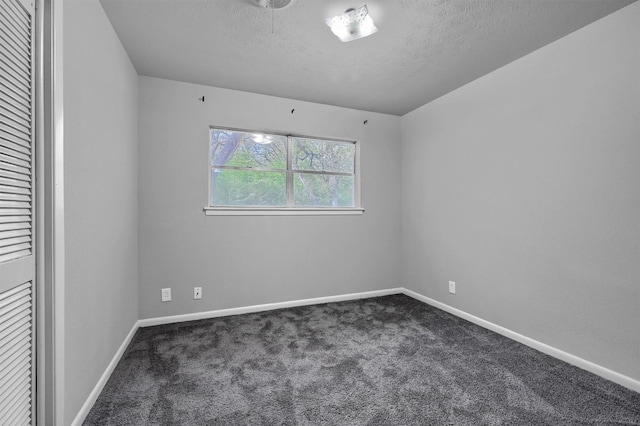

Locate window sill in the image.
[203,207,364,216]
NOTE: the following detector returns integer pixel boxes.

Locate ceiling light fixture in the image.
[256,0,294,9]
[325,5,378,42]
[256,0,294,34]
[252,134,274,144]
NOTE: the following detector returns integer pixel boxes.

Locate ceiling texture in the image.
[99,0,635,116]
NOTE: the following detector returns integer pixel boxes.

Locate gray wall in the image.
[138,77,401,319]
[400,2,639,381]
[63,0,139,423]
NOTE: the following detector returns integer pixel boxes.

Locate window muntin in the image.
[209,128,359,210]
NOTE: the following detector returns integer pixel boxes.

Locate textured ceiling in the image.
[99,0,635,116]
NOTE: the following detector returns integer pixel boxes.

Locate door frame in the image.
[35,0,65,424]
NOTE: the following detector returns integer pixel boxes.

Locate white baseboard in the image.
[401,287,640,394]
[138,288,403,328]
[71,321,140,426]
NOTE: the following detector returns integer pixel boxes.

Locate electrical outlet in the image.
[194,287,202,300]
[449,281,456,294]
[161,288,171,302]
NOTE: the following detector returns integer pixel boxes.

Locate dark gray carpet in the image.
[84,294,640,425]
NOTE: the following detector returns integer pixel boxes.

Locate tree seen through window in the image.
[209,129,356,208]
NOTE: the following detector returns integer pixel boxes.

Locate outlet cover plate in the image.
[161,288,171,302]
[449,281,456,294]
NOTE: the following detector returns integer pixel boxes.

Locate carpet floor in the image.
[84,294,640,425]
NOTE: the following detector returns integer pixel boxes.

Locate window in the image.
[205,127,362,215]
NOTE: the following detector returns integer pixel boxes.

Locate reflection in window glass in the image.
[210,130,286,170]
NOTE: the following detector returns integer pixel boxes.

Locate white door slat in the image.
[0,121,30,142]
[0,146,30,163]
[0,216,30,224]
[0,111,30,135]
[0,5,29,41]
[0,200,30,208]
[0,229,30,240]
[0,351,29,384]
[0,75,30,111]
[0,153,30,169]
[0,40,31,81]
[0,56,30,100]
[0,351,29,391]
[0,360,29,407]
[0,291,29,316]
[0,18,29,57]
[0,380,30,417]
[0,10,29,46]
[0,186,30,196]
[0,239,30,254]
[0,89,30,117]
[0,84,30,112]
[0,377,30,409]
[0,176,30,189]
[1,0,30,30]
[0,249,29,263]
[0,235,30,249]
[0,209,31,216]
[0,169,30,183]
[0,336,29,373]
[0,302,30,336]
[0,195,30,207]
[0,192,30,202]
[0,324,30,363]
[0,345,29,379]
[0,77,30,108]
[0,283,29,306]
[0,25,31,62]
[0,97,31,122]
[0,129,31,151]
[0,162,30,178]
[0,281,28,303]
[0,124,29,141]
[0,138,31,157]
[0,389,30,424]
[0,222,29,232]
[0,103,31,129]
[0,214,30,223]
[0,242,30,256]
[0,393,30,425]
[5,401,31,426]
[0,328,30,363]
[0,289,32,320]
[0,338,29,373]
[0,93,30,119]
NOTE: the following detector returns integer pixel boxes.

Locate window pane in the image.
[293,173,354,207]
[292,138,355,174]
[210,129,286,170]
[211,169,286,206]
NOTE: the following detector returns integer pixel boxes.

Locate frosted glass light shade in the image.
[326,5,378,42]
[252,134,274,144]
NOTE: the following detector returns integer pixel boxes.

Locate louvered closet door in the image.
[0,0,36,424]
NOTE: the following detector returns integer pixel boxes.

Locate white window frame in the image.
[204,127,363,216]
